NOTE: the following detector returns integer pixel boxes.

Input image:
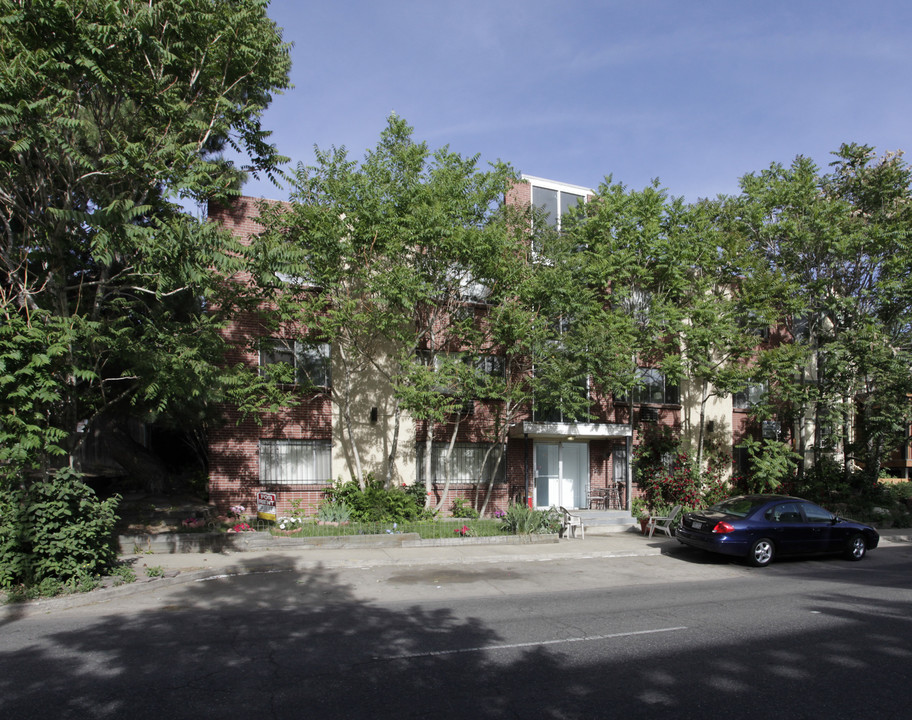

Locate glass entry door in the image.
[534,442,588,509]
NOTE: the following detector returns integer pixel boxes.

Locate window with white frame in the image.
[733,382,766,409]
[526,176,588,233]
[260,339,331,388]
[259,439,331,484]
[416,442,506,484]
[620,368,679,405]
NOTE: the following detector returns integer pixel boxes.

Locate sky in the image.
[234,0,912,203]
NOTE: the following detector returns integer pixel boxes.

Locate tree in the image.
[736,145,912,484]
[251,116,521,505]
[0,0,291,490]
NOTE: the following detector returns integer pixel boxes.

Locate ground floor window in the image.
[416,442,506,484]
[259,439,331,484]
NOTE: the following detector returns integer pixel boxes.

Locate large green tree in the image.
[251,116,522,504]
[0,0,291,489]
[736,145,912,484]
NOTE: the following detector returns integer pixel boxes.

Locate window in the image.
[802,502,835,524]
[621,368,679,405]
[416,442,506,484]
[531,185,584,232]
[525,176,590,234]
[474,354,505,378]
[259,439,331,484]
[733,382,766,409]
[260,339,331,387]
[766,502,803,524]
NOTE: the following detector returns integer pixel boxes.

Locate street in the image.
[2,542,911,719]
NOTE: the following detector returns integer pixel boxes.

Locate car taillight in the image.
[712,522,735,534]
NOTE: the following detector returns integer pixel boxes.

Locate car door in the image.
[800,501,840,553]
[764,502,810,556]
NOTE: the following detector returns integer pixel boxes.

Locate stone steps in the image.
[571,510,639,536]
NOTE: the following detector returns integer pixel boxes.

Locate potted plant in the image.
[632,497,650,534]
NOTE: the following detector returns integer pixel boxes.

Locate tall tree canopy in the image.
[735,145,912,482]
[251,116,526,501]
[0,0,291,484]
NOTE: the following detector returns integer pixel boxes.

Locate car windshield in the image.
[708,496,769,518]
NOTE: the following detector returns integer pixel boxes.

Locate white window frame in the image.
[416,442,506,484]
[523,175,591,234]
[622,368,679,405]
[259,439,331,485]
[259,338,331,388]
[733,382,767,410]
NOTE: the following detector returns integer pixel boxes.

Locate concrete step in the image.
[572,510,640,536]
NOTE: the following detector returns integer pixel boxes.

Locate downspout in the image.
[524,431,531,508]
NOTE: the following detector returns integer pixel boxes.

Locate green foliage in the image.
[252,115,527,494]
[497,503,560,535]
[0,0,292,480]
[112,563,137,585]
[323,477,432,522]
[316,501,353,523]
[450,497,480,519]
[145,565,164,579]
[634,425,731,510]
[737,437,801,493]
[0,468,120,588]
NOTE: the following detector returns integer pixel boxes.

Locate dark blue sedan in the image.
[676,494,879,567]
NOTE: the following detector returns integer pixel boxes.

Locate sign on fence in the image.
[257,492,277,521]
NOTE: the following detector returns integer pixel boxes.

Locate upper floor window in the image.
[733,382,766,410]
[525,175,590,233]
[621,368,679,405]
[260,339,331,388]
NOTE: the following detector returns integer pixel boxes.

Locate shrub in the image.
[634,425,733,511]
[323,477,431,522]
[498,503,560,535]
[451,497,480,519]
[737,437,801,493]
[316,501,352,523]
[0,467,120,589]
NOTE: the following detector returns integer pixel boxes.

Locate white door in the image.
[534,442,588,509]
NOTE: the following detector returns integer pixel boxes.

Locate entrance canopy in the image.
[509,421,632,441]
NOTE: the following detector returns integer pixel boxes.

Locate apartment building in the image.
[207,177,784,517]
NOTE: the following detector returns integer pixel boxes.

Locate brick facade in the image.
[207,184,685,517]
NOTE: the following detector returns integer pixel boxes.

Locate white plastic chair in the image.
[648,505,683,538]
[559,506,585,539]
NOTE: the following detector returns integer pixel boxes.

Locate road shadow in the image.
[2,552,912,719]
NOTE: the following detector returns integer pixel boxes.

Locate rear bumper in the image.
[676,527,748,558]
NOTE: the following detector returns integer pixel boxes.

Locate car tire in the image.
[748,538,774,567]
[845,534,867,561]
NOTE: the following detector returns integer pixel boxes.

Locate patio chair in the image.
[559,506,585,539]
[648,505,683,538]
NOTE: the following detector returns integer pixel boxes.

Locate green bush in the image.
[498,503,560,534]
[0,467,120,589]
[316,500,353,523]
[323,477,432,522]
[451,497,480,519]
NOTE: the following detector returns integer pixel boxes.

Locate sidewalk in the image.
[9,528,911,617]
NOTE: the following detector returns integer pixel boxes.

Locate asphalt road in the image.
[2,542,911,719]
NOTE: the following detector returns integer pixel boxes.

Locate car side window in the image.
[766,502,803,523]
[802,503,835,523]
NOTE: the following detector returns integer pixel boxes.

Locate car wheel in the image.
[845,534,867,561]
[748,538,774,567]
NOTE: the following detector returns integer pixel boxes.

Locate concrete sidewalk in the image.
[123,529,662,575]
[9,528,911,617]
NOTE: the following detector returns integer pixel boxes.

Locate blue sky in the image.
[236,0,912,203]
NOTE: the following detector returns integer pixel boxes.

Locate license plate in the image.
[692,521,703,530]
